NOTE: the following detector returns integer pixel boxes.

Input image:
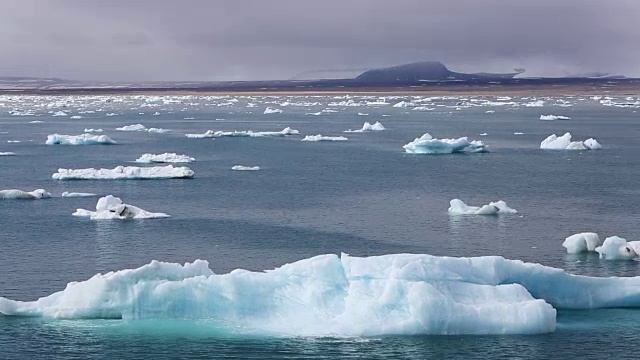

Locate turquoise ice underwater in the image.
[1,94,640,358]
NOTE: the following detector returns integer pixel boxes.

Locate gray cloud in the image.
[1,0,639,81]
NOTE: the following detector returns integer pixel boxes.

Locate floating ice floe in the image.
[540,115,571,121]
[62,191,98,198]
[52,111,68,117]
[0,152,15,156]
[146,128,170,133]
[70,116,83,119]
[232,165,260,171]
[523,100,545,107]
[514,132,525,135]
[84,128,103,133]
[0,189,51,200]
[595,236,640,260]
[540,133,601,150]
[448,199,517,215]
[116,124,146,131]
[403,133,488,154]
[301,135,349,142]
[8,253,640,335]
[480,133,488,136]
[357,112,369,116]
[29,120,44,124]
[263,107,283,114]
[344,121,385,133]
[46,134,117,145]
[562,232,601,254]
[52,165,194,180]
[185,127,298,139]
[7,140,21,143]
[73,195,169,220]
[135,153,195,163]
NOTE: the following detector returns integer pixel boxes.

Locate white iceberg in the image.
[185,127,299,139]
[562,233,601,254]
[72,195,169,220]
[540,133,601,150]
[62,191,98,198]
[263,107,283,114]
[0,189,51,200]
[84,128,103,133]
[595,236,640,260]
[29,120,44,124]
[232,165,260,171]
[116,124,146,131]
[403,133,488,154]
[52,111,68,117]
[448,199,518,215]
[301,135,349,142]
[344,121,386,133]
[70,116,83,119]
[46,134,116,145]
[540,115,571,121]
[135,153,195,164]
[146,128,170,133]
[0,152,15,156]
[7,253,640,335]
[52,165,194,180]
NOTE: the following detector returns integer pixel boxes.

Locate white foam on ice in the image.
[344,121,386,133]
[595,236,640,260]
[0,189,51,200]
[62,191,98,198]
[232,165,260,171]
[540,133,601,150]
[562,233,601,254]
[263,107,283,114]
[7,253,640,335]
[135,153,195,164]
[448,199,518,215]
[52,165,194,180]
[540,115,571,121]
[403,133,488,154]
[72,195,169,220]
[116,124,146,131]
[46,134,116,145]
[301,135,349,142]
[185,127,299,139]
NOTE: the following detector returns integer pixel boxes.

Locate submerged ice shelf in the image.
[5,253,640,336]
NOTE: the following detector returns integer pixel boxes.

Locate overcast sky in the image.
[2,0,639,81]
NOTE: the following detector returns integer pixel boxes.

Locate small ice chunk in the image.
[263,107,283,114]
[116,124,146,131]
[46,134,116,145]
[73,195,169,220]
[52,111,68,117]
[540,133,601,150]
[562,233,601,254]
[232,165,260,171]
[84,128,103,133]
[0,152,15,156]
[448,199,518,215]
[540,115,571,121]
[62,191,98,198]
[344,121,385,133]
[301,135,349,142]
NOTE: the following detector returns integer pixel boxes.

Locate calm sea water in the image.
[1,94,639,359]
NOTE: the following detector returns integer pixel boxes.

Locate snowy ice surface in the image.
[595,236,640,260]
[52,165,194,180]
[301,135,349,142]
[403,133,488,154]
[232,165,260,171]
[0,189,51,200]
[72,195,169,220]
[62,191,98,198]
[0,152,15,156]
[185,127,298,139]
[540,133,601,150]
[135,153,195,164]
[344,121,386,133]
[263,107,283,114]
[540,115,571,121]
[116,124,146,131]
[562,233,601,254]
[46,134,117,145]
[448,199,518,215]
[7,253,640,336]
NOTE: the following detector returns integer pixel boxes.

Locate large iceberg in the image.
[52,165,194,180]
[72,195,169,220]
[448,199,517,215]
[185,127,299,139]
[344,121,386,133]
[562,232,601,254]
[403,133,488,154]
[46,134,117,145]
[595,236,640,260]
[0,189,51,200]
[135,153,195,164]
[540,133,601,150]
[7,253,640,336]
[301,135,348,142]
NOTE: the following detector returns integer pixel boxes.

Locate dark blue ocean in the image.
[1,94,640,359]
